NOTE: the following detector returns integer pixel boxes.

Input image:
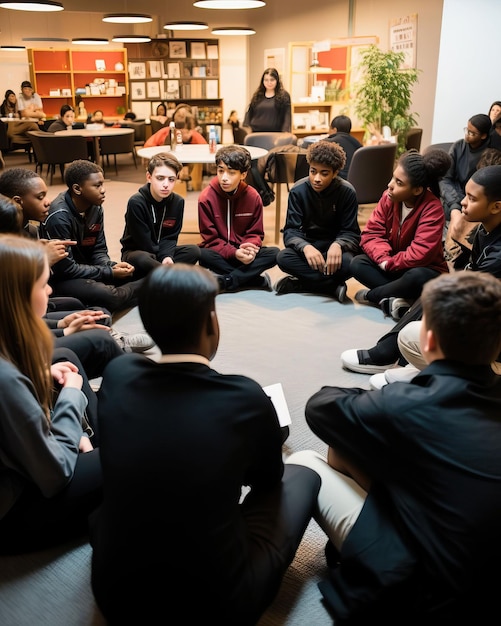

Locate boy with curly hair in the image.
[275,140,360,302]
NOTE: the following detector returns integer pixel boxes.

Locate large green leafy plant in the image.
[354,45,420,154]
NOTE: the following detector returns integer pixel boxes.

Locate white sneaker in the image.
[111,329,155,353]
[341,348,398,374]
[369,364,420,390]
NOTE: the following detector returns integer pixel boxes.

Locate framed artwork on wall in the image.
[128,62,146,79]
[131,82,146,99]
[190,42,206,59]
[169,41,187,59]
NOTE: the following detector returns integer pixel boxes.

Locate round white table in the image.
[54,127,134,166]
[136,143,268,163]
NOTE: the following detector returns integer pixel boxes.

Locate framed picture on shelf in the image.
[166,79,180,100]
[207,44,219,59]
[169,41,187,59]
[148,60,163,78]
[167,62,180,78]
[128,62,146,79]
[95,59,106,71]
[146,81,161,99]
[190,42,206,59]
[131,82,146,100]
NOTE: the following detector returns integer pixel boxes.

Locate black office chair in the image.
[150,119,169,136]
[405,127,423,152]
[422,142,453,155]
[347,143,398,205]
[99,130,137,176]
[28,130,89,185]
[232,126,248,145]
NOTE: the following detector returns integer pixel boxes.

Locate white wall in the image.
[432,0,500,143]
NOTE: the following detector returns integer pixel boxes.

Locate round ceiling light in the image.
[164,21,209,31]
[194,0,265,8]
[211,26,256,35]
[0,0,63,10]
[112,35,152,43]
[72,37,109,45]
[102,13,152,24]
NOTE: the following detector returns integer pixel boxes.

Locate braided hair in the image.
[398,148,451,198]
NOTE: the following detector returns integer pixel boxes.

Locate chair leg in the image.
[114,155,118,176]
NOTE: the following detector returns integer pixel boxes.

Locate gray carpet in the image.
[0,286,394,625]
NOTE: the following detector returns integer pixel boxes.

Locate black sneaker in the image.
[334,282,347,303]
[245,272,273,291]
[274,276,304,295]
[216,275,236,293]
[379,297,411,321]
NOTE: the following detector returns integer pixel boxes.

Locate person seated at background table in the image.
[243,67,291,133]
[150,101,169,125]
[351,148,451,321]
[198,144,279,293]
[0,89,39,145]
[120,153,200,278]
[275,141,360,303]
[440,113,492,222]
[324,114,362,180]
[89,262,320,625]
[0,234,103,555]
[42,160,145,315]
[86,109,112,127]
[287,269,501,624]
[47,104,76,133]
[17,80,46,125]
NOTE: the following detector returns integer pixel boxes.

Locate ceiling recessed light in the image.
[163,21,209,31]
[0,0,63,10]
[194,0,265,8]
[112,35,152,43]
[72,37,109,45]
[102,13,152,24]
[211,26,256,35]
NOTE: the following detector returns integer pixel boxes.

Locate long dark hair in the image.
[249,68,289,107]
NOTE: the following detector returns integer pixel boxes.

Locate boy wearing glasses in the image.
[440,113,492,221]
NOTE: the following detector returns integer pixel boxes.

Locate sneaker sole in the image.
[341,359,399,374]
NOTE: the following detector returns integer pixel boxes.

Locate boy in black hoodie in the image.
[120,152,200,278]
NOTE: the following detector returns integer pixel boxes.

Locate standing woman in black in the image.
[243,67,292,133]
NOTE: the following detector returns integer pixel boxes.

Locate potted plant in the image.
[353,44,420,154]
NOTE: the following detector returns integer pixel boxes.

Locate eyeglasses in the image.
[464,127,480,137]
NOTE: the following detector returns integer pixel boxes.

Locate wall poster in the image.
[389,13,417,69]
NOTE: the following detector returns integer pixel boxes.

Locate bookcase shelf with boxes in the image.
[28,49,129,119]
[125,39,223,139]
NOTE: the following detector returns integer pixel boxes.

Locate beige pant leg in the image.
[397,320,427,371]
[286,450,366,551]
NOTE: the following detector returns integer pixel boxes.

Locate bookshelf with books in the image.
[125,39,223,136]
[28,49,129,118]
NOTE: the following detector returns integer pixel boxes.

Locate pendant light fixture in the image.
[103,13,152,24]
[211,26,256,35]
[0,0,63,10]
[112,35,152,43]
[163,21,209,31]
[0,44,25,50]
[72,37,109,45]
[194,0,265,8]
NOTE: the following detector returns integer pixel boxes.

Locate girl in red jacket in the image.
[351,148,451,321]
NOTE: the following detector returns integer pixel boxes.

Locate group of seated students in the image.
[1,114,501,624]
